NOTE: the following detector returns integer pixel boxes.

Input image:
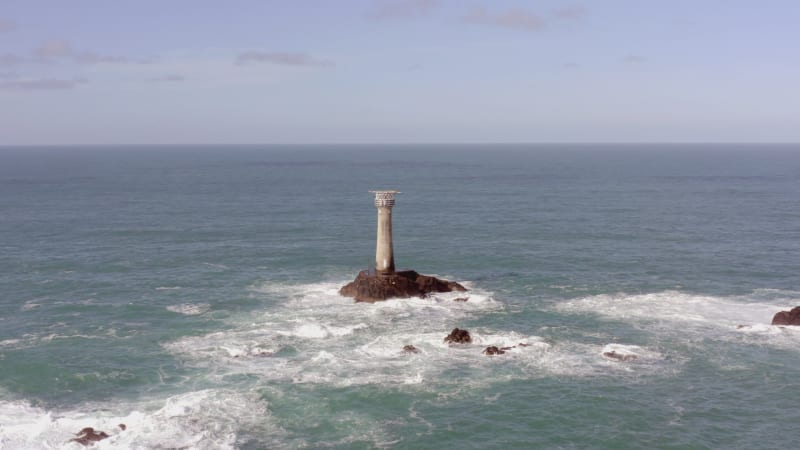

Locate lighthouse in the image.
[370,190,399,274]
[339,190,465,302]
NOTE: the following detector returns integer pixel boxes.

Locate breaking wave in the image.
[0,389,282,449]
[164,280,684,388]
[555,290,800,350]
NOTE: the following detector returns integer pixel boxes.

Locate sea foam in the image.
[164,279,678,388]
[0,389,280,449]
[556,290,800,349]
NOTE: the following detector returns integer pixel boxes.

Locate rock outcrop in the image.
[444,328,471,344]
[70,427,110,446]
[340,270,466,303]
[603,351,637,362]
[772,306,800,326]
[483,346,505,355]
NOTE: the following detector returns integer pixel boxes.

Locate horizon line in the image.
[2,142,800,148]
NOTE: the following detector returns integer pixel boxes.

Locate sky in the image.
[1,0,799,145]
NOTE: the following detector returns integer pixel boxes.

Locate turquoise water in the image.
[1,144,799,449]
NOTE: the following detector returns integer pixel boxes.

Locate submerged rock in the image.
[444,328,471,344]
[483,346,505,355]
[453,297,469,302]
[771,306,800,326]
[70,427,110,446]
[403,345,419,354]
[339,270,466,302]
[603,351,637,362]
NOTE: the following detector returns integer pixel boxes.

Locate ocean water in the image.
[1,144,799,449]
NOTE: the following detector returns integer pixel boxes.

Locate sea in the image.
[1,144,799,449]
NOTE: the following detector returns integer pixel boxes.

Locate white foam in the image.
[556,290,800,349]
[166,280,687,390]
[155,286,181,291]
[278,322,368,339]
[0,338,22,348]
[166,303,210,315]
[0,389,281,450]
[557,290,791,327]
[21,300,41,311]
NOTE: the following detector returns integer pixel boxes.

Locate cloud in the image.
[561,62,580,69]
[0,18,15,33]
[148,74,185,82]
[0,53,25,67]
[74,52,132,64]
[0,71,18,79]
[33,39,146,64]
[367,0,439,20]
[463,7,547,32]
[621,54,647,64]
[552,5,586,20]
[235,51,334,67]
[0,77,87,92]
[35,39,73,58]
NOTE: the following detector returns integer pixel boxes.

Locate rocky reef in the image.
[339,270,466,303]
[772,306,800,326]
[482,346,505,355]
[69,425,126,446]
[443,327,472,344]
[603,350,637,362]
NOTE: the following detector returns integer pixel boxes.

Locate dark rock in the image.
[603,351,637,362]
[483,346,505,355]
[517,343,529,347]
[403,345,419,354]
[444,328,471,344]
[453,297,469,302]
[340,270,467,302]
[70,427,110,446]
[118,424,127,431]
[771,306,800,326]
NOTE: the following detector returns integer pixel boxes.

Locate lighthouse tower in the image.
[370,190,400,274]
[338,190,466,302]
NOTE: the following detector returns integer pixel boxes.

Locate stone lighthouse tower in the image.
[370,190,399,274]
[339,190,466,302]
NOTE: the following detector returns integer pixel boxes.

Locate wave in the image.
[164,280,681,387]
[165,303,210,315]
[555,290,800,349]
[0,389,281,450]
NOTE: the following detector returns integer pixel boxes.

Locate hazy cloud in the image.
[0,71,18,79]
[0,53,25,67]
[35,39,73,58]
[561,62,580,69]
[552,5,586,20]
[367,0,439,20]
[621,54,647,64]
[148,74,185,82]
[0,18,15,33]
[0,77,87,91]
[34,39,145,64]
[235,51,334,67]
[463,7,547,32]
[74,52,132,64]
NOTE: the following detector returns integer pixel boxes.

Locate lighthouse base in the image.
[339,270,467,303]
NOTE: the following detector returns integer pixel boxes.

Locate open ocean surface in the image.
[1,144,800,449]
